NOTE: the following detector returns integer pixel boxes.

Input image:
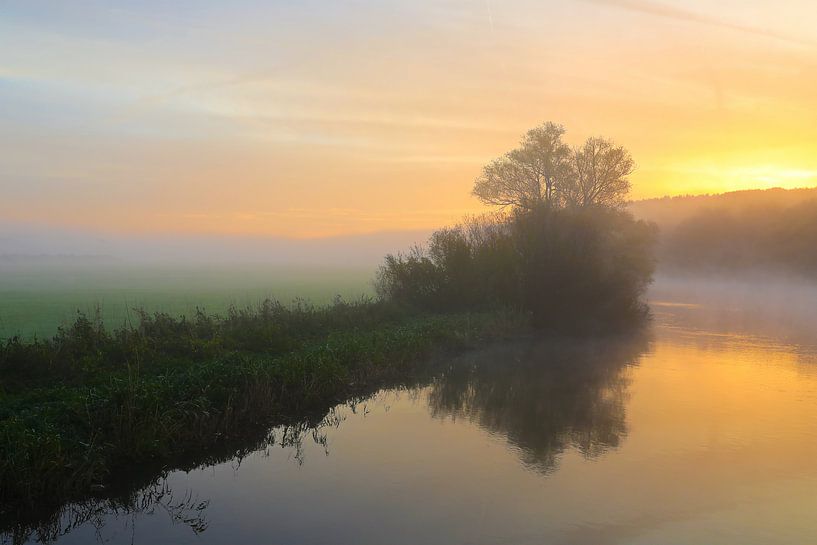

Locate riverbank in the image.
[0,300,527,516]
[6,279,812,545]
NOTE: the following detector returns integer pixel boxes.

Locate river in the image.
[9,277,817,545]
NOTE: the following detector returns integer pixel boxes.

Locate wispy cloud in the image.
[581,0,814,47]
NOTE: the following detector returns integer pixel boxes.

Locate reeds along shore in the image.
[0,300,525,516]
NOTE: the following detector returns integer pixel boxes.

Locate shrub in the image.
[376,206,656,331]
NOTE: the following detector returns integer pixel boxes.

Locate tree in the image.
[472,122,572,210]
[473,123,634,211]
[562,137,634,209]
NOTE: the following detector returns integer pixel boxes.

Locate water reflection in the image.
[1,419,337,545]
[427,335,648,473]
[3,331,651,545]
[650,275,817,352]
[2,481,208,545]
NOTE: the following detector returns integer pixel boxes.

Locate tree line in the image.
[660,198,817,275]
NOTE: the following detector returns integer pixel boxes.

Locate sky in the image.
[2,0,817,238]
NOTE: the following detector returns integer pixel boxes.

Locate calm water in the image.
[11,279,817,545]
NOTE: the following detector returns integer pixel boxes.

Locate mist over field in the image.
[5,185,817,340]
[0,225,437,339]
[0,222,433,267]
[0,220,427,337]
[8,186,817,273]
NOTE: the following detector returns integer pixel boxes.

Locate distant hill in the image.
[630,187,817,233]
[629,187,817,276]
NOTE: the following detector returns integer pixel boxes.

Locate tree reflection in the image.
[427,333,650,473]
[3,333,650,543]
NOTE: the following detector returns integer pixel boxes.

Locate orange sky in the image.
[2,1,817,237]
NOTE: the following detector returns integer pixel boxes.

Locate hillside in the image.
[630,187,817,276]
[630,187,817,233]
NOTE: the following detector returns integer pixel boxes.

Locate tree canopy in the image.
[472,122,634,211]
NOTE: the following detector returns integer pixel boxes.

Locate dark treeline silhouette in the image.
[630,187,817,276]
[377,122,657,330]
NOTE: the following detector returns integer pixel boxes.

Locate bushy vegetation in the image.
[383,120,656,328]
[0,300,523,516]
[0,298,406,391]
[377,122,655,330]
[377,204,656,330]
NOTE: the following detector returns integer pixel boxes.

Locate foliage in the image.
[377,206,657,330]
[564,137,634,209]
[472,122,634,210]
[0,304,524,516]
[473,122,572,209]
[0,298,404,392]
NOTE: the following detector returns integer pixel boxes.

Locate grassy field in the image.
[0,263,374,339]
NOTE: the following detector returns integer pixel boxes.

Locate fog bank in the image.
[0,222,433,268]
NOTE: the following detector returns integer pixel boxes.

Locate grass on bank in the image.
[0,299,526,515]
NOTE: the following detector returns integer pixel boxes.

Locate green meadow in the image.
[0,263,375,340]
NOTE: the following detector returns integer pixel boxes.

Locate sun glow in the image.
[2,1,817,236]
[657,164,817,196]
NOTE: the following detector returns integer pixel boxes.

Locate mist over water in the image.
[651,273,817,351]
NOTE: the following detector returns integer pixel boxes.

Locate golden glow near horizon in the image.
[2,1,817,237]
